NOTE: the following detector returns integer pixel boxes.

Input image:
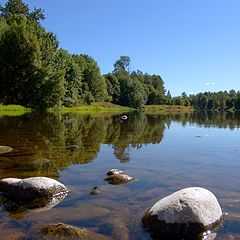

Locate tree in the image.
[58,50,82,106]
[114,71,147,108]
[73,54,108,102]
[104,73,120,103]
[0,0,45,22]
[113,56,131,73]
[0,15,65,108]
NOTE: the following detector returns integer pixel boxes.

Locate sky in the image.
[2,0,240,96]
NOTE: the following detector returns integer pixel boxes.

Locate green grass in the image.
[0,105,31,116]
[49,102,133,114]
[0,103,192,116]
[144,104,192,113]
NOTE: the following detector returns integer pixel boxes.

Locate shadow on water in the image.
[0,111,240,239]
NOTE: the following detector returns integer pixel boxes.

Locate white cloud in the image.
[205,82,216,86]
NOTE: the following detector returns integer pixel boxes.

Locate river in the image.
[0,111,239,239]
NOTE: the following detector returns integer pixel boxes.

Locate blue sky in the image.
[2,0,240,96]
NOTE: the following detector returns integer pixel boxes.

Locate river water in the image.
[0,111,240,239]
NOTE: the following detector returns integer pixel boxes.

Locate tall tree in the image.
[0,15,64,108]
[0,0,45,22]
[113,56,131,73]
[73,54,108,103]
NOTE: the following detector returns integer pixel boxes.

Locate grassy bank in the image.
[0,105,31,116]
[0,103,192,116]
[49,102,133,114]
[143,104,192,113]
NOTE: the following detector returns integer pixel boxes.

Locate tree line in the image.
[0,0,166,109]
[0,0,239,110]
[171,90,240,111]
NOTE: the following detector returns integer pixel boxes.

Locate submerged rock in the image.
[0,146,14,154]
[0,177,68,208]
[90,186,101,195]
[142,187,223,240]
[40,223,111,240]
[33,158,51,165]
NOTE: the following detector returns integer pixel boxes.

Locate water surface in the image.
[0,111,240,239]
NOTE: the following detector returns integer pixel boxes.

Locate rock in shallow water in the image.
[142,187,223,239]
[40,223,111,240]
[105,168,135,185]
[0,177,68,208]
[105,174,135,185]
[106,168,126,176]
[0,146,14,154]
[90,186,101,195]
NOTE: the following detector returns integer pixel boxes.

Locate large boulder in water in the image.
[142,187,223,239]
[0,177,68,208]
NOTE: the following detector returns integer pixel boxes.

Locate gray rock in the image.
[106,168,126,176]
[0,146,14,154]
[142,187,223,239]
[0,177,68,208]
[105,174,135,185]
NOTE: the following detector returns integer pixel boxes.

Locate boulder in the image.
[0,177,68,208]
[0,146,13,154]
[142,187,223,239]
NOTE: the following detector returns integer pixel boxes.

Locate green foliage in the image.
[174,90,240,111]
[104,73,120,103]
[0,0,45,22]
[113,71,147,108]
[0,1,170,110]
[72,54,108,103]
[113,56,131,73]
[58,50,82,107]
[0,15,65,109]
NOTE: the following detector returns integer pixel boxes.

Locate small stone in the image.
[90,186,101,195]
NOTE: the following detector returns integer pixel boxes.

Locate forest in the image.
[0,0,239,111]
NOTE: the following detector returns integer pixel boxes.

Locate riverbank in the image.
[0,103,192,116]
[143,104,192,113]
[0,105,31,116]
[50,102,133,114]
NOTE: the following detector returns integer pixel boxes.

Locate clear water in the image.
[0,111,240,239]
